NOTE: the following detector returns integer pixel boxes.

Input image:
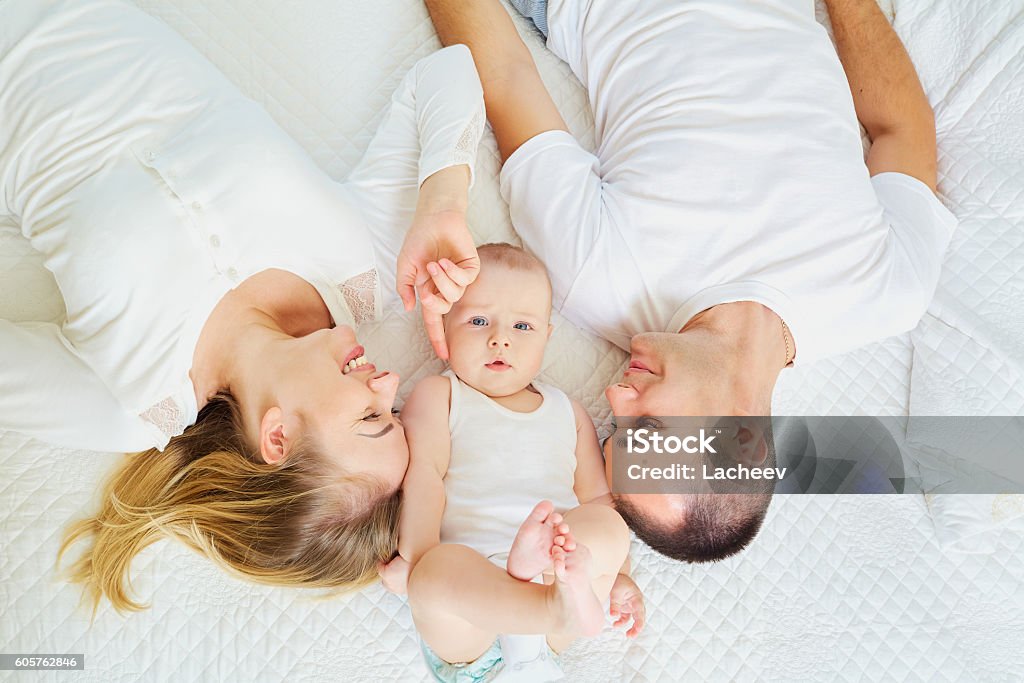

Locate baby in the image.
[381,243,644,682]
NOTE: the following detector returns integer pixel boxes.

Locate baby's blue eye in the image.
[514,322,532,331]
[470,317,487,326]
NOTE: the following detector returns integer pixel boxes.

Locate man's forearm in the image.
[824,0,933,139]
[424,0,569,160]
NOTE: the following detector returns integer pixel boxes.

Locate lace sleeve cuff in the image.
[414,45,486,189]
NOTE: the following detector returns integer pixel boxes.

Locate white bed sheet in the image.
[2,0,1023,680]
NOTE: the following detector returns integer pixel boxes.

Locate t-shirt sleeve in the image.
[871,172,958,303]
[499,130,604,309]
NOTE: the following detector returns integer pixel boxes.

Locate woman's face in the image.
[266,325,409,490]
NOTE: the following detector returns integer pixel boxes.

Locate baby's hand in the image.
[609,573,646,638]
[379,555,413,595]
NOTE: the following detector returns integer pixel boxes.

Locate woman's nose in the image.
[369,371,400,404]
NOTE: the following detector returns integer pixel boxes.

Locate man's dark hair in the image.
[614,493,771,563]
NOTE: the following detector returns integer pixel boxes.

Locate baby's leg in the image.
[408,542,603,664]
[545,503,631,652]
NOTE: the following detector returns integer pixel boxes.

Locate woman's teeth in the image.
[342,355,369,374]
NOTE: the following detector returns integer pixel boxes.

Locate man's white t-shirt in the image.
[500,0,957,363]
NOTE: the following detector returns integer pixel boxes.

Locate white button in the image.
[209,235,221,248]
[192,201,202,211]
[226,267,238,281]
[146,150,156,161]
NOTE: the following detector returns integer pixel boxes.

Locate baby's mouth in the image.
[485,359,512,372]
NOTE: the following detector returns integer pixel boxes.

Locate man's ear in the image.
[735,419,769,466]
[259,406,293,464]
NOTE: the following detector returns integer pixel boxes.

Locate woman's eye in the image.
[363,412,381,422]
[513,322,532,331]
[470,317,487,326]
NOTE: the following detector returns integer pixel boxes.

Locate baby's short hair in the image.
[477,242,549,281]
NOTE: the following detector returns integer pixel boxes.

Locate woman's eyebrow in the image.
[359,423,394,439]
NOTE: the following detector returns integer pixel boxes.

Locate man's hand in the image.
[609,573,646,638]
[379,555,413,595]
[396,166,479,359]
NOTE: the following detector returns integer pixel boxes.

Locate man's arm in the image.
[424,0,568,161]
[824,0,938,191]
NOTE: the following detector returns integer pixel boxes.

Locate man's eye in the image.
[637,416,664,430]
[470,317,487,326]
[513,322,532,331]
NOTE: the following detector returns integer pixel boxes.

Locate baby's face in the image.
[445,263,552,398]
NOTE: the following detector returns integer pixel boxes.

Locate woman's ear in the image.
[547,323,554,339]
[259,406,293,464]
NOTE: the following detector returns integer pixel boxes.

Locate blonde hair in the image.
[58,393,400,614]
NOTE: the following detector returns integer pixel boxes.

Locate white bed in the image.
[2,0,1023,680]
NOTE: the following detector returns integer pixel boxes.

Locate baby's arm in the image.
[381,375,453,594]
[571,399,612,506]
[569,399,646,637]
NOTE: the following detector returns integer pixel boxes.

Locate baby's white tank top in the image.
[440,369,579,561]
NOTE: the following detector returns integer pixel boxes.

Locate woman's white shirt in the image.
[0,0,484,450]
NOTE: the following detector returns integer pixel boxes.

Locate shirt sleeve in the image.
[339,45,485,313]
[871,172,958,304]
[412,44,486,188]
[499,130,604,310]
[0,320,162,452]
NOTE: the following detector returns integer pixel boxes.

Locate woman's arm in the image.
[397,165,479,360]
[396,45,486,358]
[341,45,485,358]
[823,0,938,191]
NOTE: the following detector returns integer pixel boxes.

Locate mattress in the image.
[2,0,1023,680]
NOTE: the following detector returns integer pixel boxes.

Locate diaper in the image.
[420,635,563,683]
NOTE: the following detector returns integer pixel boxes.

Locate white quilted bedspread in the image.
[2,1,1023,681]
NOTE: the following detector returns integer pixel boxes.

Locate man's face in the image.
[604,331,729,417]
[602,331,769,525]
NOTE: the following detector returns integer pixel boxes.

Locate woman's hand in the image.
[396,166,479,360]
[609,572,646,638]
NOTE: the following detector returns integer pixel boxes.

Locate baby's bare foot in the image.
[507,500,569,581]
[549,543,604,639]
